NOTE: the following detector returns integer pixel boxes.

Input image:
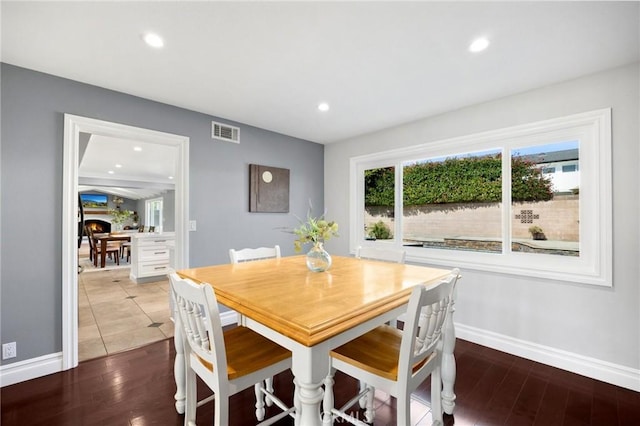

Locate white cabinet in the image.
[129,232,175,283]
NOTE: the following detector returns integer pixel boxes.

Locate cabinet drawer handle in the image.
[154,251,167,255]
[153,240,167,243]
[154,266,167,270]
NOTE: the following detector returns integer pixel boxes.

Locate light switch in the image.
[189,220,197,231]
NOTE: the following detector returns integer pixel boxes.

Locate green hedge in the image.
[364,167,396,206]
[365,155,553,207]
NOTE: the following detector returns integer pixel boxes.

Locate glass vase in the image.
[306,242,332,272]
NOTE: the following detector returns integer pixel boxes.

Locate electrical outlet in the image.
[2,342,16,360]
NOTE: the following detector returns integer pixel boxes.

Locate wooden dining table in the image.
[175,255,458,425]
[92,233,131,268]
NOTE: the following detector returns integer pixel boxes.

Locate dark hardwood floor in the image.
[2,337,638,425]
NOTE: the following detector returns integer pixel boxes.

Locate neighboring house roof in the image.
[520,149,579,165]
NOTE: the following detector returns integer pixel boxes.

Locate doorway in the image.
[63,114,189,370]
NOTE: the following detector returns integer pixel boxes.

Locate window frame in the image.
[350,108,612,286]
[145,197,163,231]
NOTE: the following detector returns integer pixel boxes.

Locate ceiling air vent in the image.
[212,121,240,144]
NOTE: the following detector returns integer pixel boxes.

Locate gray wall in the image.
[0,63,324,363]
[325,63,639,371]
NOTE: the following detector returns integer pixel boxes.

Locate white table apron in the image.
[172,298,457,425]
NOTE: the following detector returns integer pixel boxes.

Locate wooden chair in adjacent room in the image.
[169,273,294,426]
[85,225,120,267]
[322,269,460,426]
[120,240,131,263]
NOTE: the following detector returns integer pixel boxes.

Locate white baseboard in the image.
[456,323,640,392]
[1,312,238,388]
[0,352,63,387]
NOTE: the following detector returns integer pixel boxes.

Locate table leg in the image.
[100,239,107,268]
[441,295,457,415]
[291,343,330,426]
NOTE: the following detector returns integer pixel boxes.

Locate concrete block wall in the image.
[365,195,579,242]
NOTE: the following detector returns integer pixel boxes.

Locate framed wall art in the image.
[249,164,290,213]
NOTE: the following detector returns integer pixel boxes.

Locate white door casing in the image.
[62,114,189,369]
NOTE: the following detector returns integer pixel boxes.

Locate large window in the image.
[402,149,503,254]
[350,109,611,286]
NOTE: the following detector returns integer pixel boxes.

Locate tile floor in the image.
[78,256,173,362]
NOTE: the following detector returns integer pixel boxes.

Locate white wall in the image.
[324,63,639,389]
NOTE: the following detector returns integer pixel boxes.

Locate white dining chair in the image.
[169,273,295,426]
[355,245,406,264]
[354,245,409,402]
[229,245,281,263]
[356,246,406,328]
[322,269,460,426]
[228,245,281,400]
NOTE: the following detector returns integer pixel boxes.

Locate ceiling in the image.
[78,134,177,200]
[2,1,639,198]
[2,1,638,145]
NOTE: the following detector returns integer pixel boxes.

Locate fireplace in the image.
[84,219,111,235]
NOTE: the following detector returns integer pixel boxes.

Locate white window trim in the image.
[145,197,163,231]
[350,108,612,286]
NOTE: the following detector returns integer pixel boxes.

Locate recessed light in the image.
[108,170,114,174]
[115,164,122,168]
[168,176,174,180]
[318,102,330,112]
[133,146,142,152]
[143,32,164,49]
[469,37,490,53]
